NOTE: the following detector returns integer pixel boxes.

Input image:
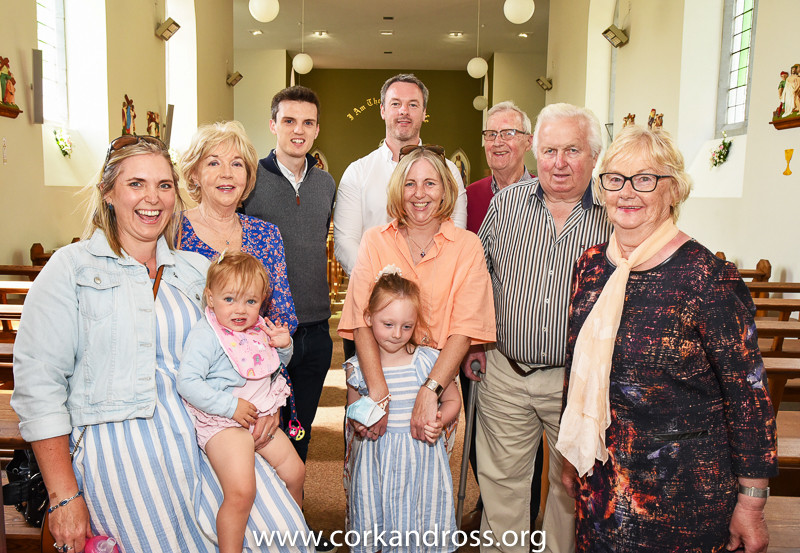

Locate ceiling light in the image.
[504,0,535,24]
[249,0,279,23]
[602,24,629,47]
[467,57,488,79]
[249,29,263,36]
[380,30,393,36]
[292,0,313,74]
[155,18,180,41]
[518,33,528,38]
[312,30,327,37]
[449,32,463,37]
[473,96,488,111]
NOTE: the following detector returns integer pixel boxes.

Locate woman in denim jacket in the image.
[11,137,311,553]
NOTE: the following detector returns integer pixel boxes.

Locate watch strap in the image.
[738,484,769,498]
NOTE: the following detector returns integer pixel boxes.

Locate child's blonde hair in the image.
[204,251,270,307]
[365,273,424,350]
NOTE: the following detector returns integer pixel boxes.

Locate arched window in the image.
[716,0,757,137]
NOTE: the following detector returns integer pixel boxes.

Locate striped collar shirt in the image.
[478,178,612,366]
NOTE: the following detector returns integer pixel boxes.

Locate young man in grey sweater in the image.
[241,86,336,467]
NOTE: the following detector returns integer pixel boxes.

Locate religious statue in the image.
[654,113,664,128]
[147,111,160,138]
[647,108,657,129]
[622,113,635,127]
[122,95,136,135]
[0,57,18,107]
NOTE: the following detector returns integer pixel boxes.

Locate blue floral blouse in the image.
[178,213,298,334]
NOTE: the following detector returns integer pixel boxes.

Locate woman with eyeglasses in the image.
[557,125,777,553]
[337,146,495,537]
[11,136,310,553]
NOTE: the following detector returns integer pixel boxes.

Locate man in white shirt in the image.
[333,73,467,276]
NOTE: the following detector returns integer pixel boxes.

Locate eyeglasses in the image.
[481,129,528,141]
[103,135,169,169]
[598,173,672,192]
[398,143,447,163]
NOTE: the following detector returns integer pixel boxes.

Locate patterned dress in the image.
[565,240,778,553]
[178,212,298,334]
[345,347,458,553]
[71,282,310,552]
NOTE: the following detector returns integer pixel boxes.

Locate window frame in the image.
[715,0,758,138]
[37,0,69,125]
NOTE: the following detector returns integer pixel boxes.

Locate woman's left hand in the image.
[252,413,280,450]
[726,500,769,553]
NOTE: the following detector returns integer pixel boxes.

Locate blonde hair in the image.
[180,121,259,205]
[82,138,183,257]
[386,148,458,226]
[204,251,270,307]
[596,125,693,222]
[365,273,424,350]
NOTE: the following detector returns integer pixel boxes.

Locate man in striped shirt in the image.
[472,103,612,553]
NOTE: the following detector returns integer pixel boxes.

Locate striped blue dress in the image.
[346,347,457,553]
[70,282,311,552]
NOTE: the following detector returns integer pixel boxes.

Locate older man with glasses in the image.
[472,103,613,553]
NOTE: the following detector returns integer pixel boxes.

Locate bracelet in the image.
[737,484,769,498]
[376,393,392,411]
[47,490,83,513]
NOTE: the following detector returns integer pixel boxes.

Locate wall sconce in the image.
[155,18,180,41]
[226,72,243,87]
[536,76,553,91]
[602,25,628,47]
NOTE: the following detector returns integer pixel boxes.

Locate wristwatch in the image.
[738,484,770,498]
[422,377,444,398]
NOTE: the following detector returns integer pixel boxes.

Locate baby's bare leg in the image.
[206,427,257,553]
[257,430,305,507]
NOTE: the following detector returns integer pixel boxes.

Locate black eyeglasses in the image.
[398,144,447,163]
[598,173,672,192]
[103,135,169,169]
[481,129,528,141]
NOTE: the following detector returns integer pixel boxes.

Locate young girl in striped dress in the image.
[345,271,460,553]
[178,252,305,553]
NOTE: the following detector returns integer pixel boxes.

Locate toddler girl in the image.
[345,270,460,553]
[178,251,305,553]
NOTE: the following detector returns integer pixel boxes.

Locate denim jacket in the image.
[11,230,209,442]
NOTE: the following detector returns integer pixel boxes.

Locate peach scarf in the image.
[556,219,679,477]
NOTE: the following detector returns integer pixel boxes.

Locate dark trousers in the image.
[459,369,544,521]
[342,337,356,362]
[282,320,334,463]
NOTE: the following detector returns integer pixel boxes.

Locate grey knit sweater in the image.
[241,151,336,325]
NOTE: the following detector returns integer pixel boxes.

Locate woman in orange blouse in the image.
[338,145,496,442]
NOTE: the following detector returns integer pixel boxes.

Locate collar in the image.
[532,179,599,211]
[275,155,309,184]
[260,150,317,179]
[380,137,424,163]
[384,218,457,242]
[86,229,176,267]
[491,167,533,195]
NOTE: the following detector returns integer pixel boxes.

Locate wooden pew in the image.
[0,266,41,281]
[765,358,800,412]
[0,391,39,550]
[738,258,772,282]
[748,281,800,295]
[764,496,800,551]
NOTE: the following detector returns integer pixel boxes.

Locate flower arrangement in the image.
[53,128,72,158]
[168,148,180,165]
[710,132,731,168]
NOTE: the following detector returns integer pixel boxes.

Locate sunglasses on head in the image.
[398,144,447,163]
[103,135,169,169]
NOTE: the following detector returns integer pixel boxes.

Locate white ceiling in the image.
[233,0,550,70]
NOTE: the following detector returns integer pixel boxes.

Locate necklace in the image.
[198,207,241,249]
[405,231,435,258]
